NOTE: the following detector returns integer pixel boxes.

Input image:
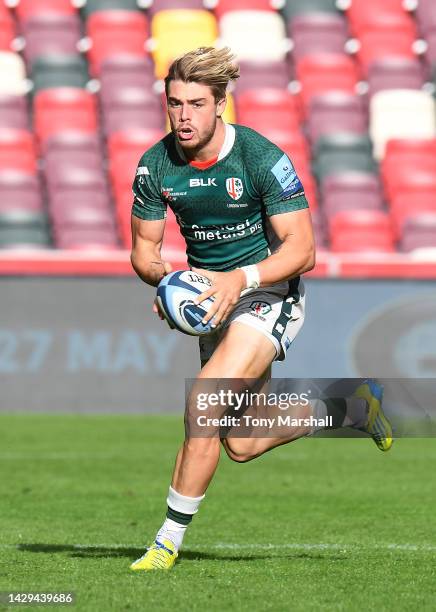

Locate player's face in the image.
[167,80,226,155]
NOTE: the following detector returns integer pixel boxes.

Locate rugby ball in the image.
[156,270,218,336]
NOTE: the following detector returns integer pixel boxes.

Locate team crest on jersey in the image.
[226,178,244,201]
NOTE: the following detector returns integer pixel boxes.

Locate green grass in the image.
[1,414,436,612]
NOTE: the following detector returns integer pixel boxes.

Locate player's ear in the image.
[216,96,227,118]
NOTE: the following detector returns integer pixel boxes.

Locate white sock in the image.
[154,486,206,552]
[156,518,187,551]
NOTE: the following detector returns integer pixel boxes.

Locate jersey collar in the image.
[174,123,236,165]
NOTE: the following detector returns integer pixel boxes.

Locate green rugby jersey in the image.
[132,124,308,271]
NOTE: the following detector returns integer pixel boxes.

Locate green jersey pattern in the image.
[132,124,308,271]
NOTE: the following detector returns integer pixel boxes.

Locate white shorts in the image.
[199,277,306,364]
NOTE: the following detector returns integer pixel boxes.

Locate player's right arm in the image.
[130,148,170,288]
[130,215,172,288]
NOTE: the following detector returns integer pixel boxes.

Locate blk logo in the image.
[190,178,217,187]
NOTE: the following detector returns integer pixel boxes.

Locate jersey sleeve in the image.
[256,143,309,217]
[131,154,167,221]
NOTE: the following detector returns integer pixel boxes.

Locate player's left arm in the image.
[256,207,315,285]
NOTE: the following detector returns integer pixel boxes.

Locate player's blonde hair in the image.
[164,47,240,102]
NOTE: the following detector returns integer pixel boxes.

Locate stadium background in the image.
[1,1,436,610]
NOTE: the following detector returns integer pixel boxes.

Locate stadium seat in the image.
[148,0,205,17]
[55,228,119,250]
[21,14,81,66]
[45,148,103,179]
[34,88,98,143]
[213,0,276,19]
[51,205,116,233]
[0,171,42,213]
[0,51,28,95]
[321,172,383,216]
[288,12,348,62]
[295,53,359,113]
[329,209,395,253]
[43,131,102,157]
[257,128,310,159]
[0,129,36,172]
[382,139,436,191]
[391,193,436,235]
[86,10,148,75]
[415,0,436,35]
[370,90,436,159]
[219,11,288,63]
[313,132,376,179]
[51,192,112,221]
[236,89,301,132]
[282,0,338,22]
[14,0,77,21]
[101,86,165,134]
[0,9,14,51]
[100,55,156,91]
[31,54,89,93]
[0,227,50,248]
[355,19,418,74]
[343,0,414,35]
[108,129,164,162]
[151,10,217,79]
[0,93,29,130]
[399,214,436,252]
[307,92,367,143]
[387,169,436,202]
[315,131,372,156]
[235,60,290,92]
[82,0,140,18]
[0,209,50,248]
[45,164,106,195]
[367,57,425,97]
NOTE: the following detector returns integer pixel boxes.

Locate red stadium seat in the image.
[329,209,396,253]
[236,88,302,119]
[385,168,436,201]
[107,129,165,162]
[86,10,148,75]
[384,138,436,159]
[34,88,98,143]
[345,0,412,35]
[14,0,77,21]
[0,10,14,51]
[214,0,276,19]
[237,108,300,132]
[356,18,418,74]
[0,129,37,172]
[391,193,436,235]
[296,53,359,113]
[257,128,310,159]
[108,129,164,199]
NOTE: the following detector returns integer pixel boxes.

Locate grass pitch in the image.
[1,413,436,612]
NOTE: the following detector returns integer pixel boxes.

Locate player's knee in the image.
[184,437,220,459]
[222,439,257,463]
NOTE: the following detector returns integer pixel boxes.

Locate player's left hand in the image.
[192,267,246,328]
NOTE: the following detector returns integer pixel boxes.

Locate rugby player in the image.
[129,47,393,571]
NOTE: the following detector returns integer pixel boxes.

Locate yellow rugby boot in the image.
[355,379,393,452]
[130,539,178,571]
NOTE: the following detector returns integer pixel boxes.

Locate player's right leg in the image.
[130,323,280,571]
